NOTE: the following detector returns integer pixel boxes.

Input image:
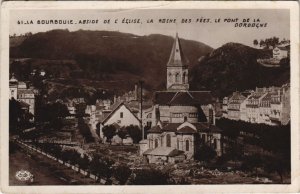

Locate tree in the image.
[78,154,90,171]
[241,154,262,177]
[126,125,142,144]
[118,127,128,144]
[113,165,131,185]
[9,98,33,134]
[259,40,265,48]
[264,154,290,183]
[102,125,117,144]
[96,122,101,137]
[89,154,114,182]
[78,117,94,143]
[130,168,170,185]
[35,102,69,130]
[194,144,216,162]
[253,39,258,46]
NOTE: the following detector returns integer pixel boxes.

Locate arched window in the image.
[155,139,158,148]
[175,73,180,83]
[168,72,172,81]
[186,140,189,151]
[166,134,171,147]
[182,72,186,83]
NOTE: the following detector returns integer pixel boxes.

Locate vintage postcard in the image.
[1,1,299,193]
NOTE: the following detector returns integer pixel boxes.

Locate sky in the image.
[10,9,290,48]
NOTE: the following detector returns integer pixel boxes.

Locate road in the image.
[9,143,67,185]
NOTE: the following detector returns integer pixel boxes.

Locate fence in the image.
[15,140,105,183]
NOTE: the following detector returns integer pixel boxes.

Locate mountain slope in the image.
[10,30,213,91]
[190,43,290,98]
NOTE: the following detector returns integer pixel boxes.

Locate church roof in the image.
[154,91,214,105]
[167,33,188,67]
[147,125,163,133]
[176,126,197,134]
[148,122,221,134]
[143,147,185,157]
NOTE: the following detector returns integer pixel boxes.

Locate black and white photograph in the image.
[1,1,299,193]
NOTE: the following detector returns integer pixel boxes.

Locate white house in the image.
[99,102,140,138]
[273,46,289,60]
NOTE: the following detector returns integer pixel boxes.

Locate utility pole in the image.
[139,80,144,140]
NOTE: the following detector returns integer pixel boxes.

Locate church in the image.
[140,33,222,163]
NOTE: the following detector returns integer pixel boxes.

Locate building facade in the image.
[273,46,289,60]
[100,102,140,138]
[9,75,36,116]
[141,34,222,163]
[222,85,290,126]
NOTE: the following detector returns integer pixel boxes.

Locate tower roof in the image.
[167,33,188,67]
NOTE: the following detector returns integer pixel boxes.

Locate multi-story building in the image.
[222,97,229,118]
[227,92,247,120]
[273,46,289,60]
[223,85,290,126]
[9,75,36,116]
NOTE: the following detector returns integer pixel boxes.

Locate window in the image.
[155,139,158,148]
[186,140,190,151]
[120,112,123,118]
[146,113,152,118]
[172,113,182,118]
[182,72,186,83]
[201,134,206,141]
[175,73,180,82]
[146,121,152,127]
[166,134,171,147]
[213,139,217,149]
[189,113,198,118]
[184,116,187,122]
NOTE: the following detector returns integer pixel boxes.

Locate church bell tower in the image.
[166,33,189,91]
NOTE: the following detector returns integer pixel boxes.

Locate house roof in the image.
[101,102,140,125]
[143,147,185,157]
[148,122,221,134]
[176,126,197,134]
[193,123,222,133]
[275,46,289,51]
[19,101,30,108]
[154,91,214,105]
[147,125,163,133]
[230,92,247,101]
[167,33,188,67]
